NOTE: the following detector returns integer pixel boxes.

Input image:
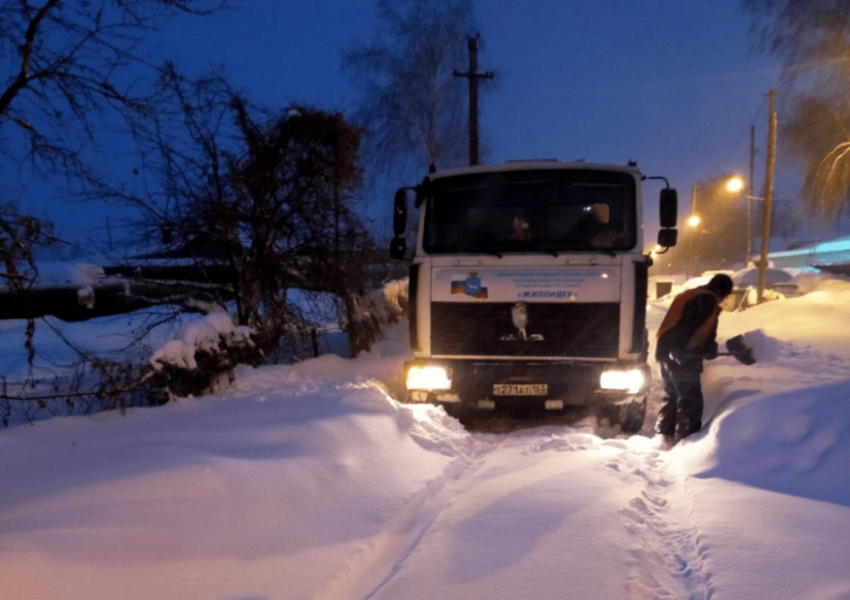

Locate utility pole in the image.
[454,35,493,166]
[748,124,755,265]
[757,90,777,304]
[688,185,698,276]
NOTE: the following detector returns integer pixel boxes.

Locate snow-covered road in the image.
[2,271,850,600]
[349,425,711,600]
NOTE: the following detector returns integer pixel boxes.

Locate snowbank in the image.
[2,273,850,600]
[149,312,253,371]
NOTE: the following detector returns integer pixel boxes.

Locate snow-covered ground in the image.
[1,270,849,600]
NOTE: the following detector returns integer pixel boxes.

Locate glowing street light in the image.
[725,175,745,194]
[687,174,746,271]
[721,175,748,265]
[691,175,745,217]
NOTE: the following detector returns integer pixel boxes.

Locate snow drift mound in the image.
[736,329,783,363]
[686,379,850,506]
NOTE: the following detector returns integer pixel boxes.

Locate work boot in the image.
[655,398,676,438]
[675,416,701,441]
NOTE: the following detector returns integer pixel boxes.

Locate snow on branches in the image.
[146,311,256,401]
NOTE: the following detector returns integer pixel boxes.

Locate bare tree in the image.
[743,0,850,221]
[0,0,222,175]
[0,202,57,369]
[343,0,479,175]
[0,0,223,374]
[225,98,372,354]
[112,65,379,358]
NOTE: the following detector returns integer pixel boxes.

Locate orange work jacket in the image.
[656,287,720,352]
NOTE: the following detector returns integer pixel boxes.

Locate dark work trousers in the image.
[657,357,704,439]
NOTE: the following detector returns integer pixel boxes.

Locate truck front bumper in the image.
[404,358,649,409]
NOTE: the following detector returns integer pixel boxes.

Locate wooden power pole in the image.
[748,124,755,265]
[454,35,493,166]
[757,89,777,304]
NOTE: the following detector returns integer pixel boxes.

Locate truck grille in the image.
[430,302,619,358]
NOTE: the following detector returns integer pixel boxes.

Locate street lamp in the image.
[690,175,745,218]
[724,176,748,265]
[687,175,747,271]
[725,176,745,194]
[687,214,701,228]
[686,184,702,276]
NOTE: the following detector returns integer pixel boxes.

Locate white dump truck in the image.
[390,160,678,432]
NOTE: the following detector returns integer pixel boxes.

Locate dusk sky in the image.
[14,0,790,247]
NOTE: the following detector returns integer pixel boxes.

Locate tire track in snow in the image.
[313,409,504,600]
[604,441,715,600]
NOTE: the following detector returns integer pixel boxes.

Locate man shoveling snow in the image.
[654,274,755,443]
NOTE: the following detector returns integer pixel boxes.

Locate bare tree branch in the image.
[0,0,224,177]
[743,0,850,220]
[107,66,378,356]
[343,0,481,175]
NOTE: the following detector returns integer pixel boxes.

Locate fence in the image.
[0,281,405,429]
[0,376,159,428]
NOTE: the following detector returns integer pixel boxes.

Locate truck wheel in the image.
[619,397,647,434]
[443,402,487,429]
[442,402,471,419]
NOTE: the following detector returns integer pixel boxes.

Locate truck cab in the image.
[391,160,677,432]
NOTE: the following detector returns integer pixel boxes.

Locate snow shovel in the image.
[718,335,756,365]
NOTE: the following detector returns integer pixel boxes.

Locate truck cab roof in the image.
[424,160,643,182]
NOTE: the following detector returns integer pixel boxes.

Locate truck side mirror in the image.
[393,189,408,236]
[657,228,678,248]
[389,236,407,260]
[659,188,678,229]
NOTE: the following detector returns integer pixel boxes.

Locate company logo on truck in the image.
[450,274,489,299]
[517,290,577,300]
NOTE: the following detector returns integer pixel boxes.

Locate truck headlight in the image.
[600,369,645,394]
[406,365,452,391]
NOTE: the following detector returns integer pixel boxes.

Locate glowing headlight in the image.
[406,365,452,391]
[600,369,645,394]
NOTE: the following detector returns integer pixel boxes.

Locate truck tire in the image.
[619,396,647,434]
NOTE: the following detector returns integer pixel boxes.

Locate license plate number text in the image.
[493,383,548,396]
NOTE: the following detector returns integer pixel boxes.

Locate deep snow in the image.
[1,270,849,600]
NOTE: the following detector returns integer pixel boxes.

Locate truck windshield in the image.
[422,169,637,254]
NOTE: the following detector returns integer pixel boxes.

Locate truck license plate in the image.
[493,383,548,396]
